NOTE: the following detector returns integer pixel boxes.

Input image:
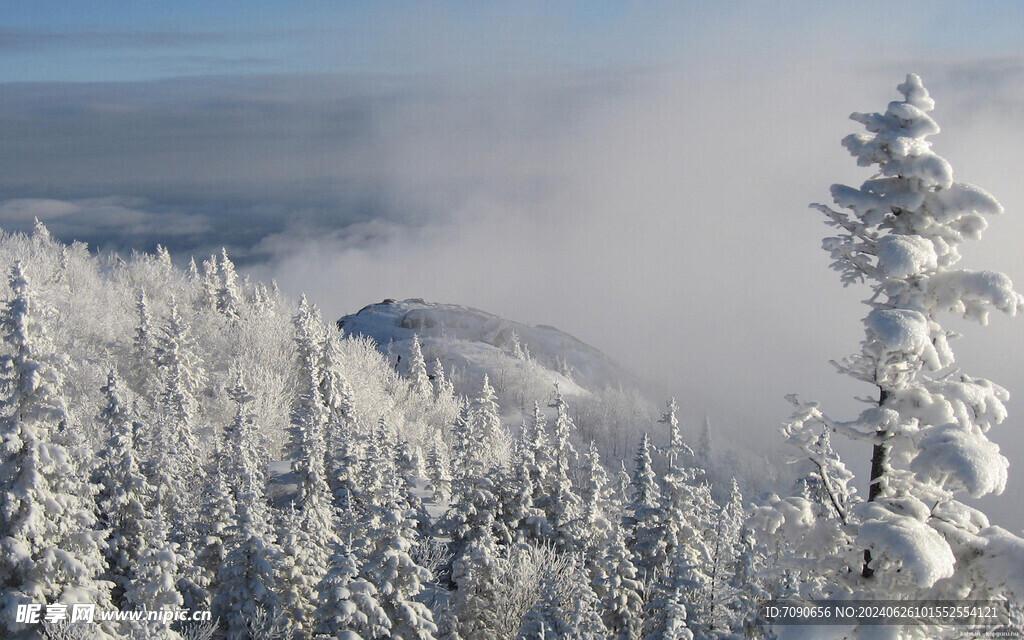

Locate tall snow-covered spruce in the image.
[784,73,1024,632]
[0,262,114,636]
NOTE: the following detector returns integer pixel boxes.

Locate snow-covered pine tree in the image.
[194,437,235,606]
[499,431,548,544]
[216,248,242,321]
[199,254,219,311]
[616,461,631,505]
[425,427,453,504]
[408,334,432,398]
[320,332,358,501]
[131,289,161,400]
[523,402,555,517]
[224,373,271,502]
[594,524,645,640]
[785,73,1024,630]
[123,504,185,640]
[793,425,858,523]
[314,538,390,639]
[436,600,464,640]
[577,440,613,559]
[658,399,693,468]
[443,403,497,549]
[93,370,151,608]
[288,295,326,462]
[696,416,712,471]
[706,478,744,633]
[470,374,509,468]
[450,517,502,639]
[360,504,438,639]
[641,580,693,640]
[280,298,338,636]
[152,297,206,537]
[654,460,717,635]
[432,358,456,404]
[277,502,334,640]
[155,244,174,273]
[0,261,114,636]
[215,398,283,640]
[548,387,582,549]
[625,433,665,584]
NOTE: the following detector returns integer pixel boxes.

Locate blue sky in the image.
[5,2,1024,82]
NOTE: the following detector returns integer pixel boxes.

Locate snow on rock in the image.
[337,299,632,403]
[910,424,1008,498]
[856,505,956,588]
[875,235,936,280]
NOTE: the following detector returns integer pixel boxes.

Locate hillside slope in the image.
[337,298,636,405]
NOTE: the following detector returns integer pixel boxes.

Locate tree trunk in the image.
[862,388,890,578]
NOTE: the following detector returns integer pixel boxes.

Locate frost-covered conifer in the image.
[156,244,174,272]
[655,465,715,632]
[0,262,114,635]
[194,438,235,603]
[123,504,185,640]
[594,525,644,640]
[696,416,712,470]
[426,428,453,504]
[199,254,219,311]
[625,433,664,582]
[216,248,242,320]
[408,334,432,398]
[500,433,548,543]
[444,404,496,547]
[783,74,1024,634]
[132,289,161,398]
[616,461,631,505]
[642,580,693,640]
[707,478,743,632]
[658,399,692,468]
[436,600,464,640]
[433,358,455,403]
[314,539,390,639]
[361,507,438,640]
[799,427,858,523]
[216,524,284,640]
[320,333,356,486]
[224,374,271,499]
[577,441,613,558]
[215,395,283,640]
[289,296,326,460]
[548,387,581,548]
[152,299,206,539]
[451,518,502,639]
[523,402,554,511]
[470,375,508,467]
[286,314,338,637]
[278,502,335,639]
[94,371,151,607]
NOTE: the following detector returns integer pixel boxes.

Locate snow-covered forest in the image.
[1,73,1023,640]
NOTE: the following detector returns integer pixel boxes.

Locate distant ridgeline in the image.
[337,298,630,398]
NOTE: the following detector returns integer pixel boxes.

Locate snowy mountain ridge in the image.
[337,298,636,405]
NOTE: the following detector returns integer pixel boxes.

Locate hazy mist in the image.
[2,5,1023,528]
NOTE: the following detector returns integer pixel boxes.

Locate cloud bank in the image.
[2,21,1024,527]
